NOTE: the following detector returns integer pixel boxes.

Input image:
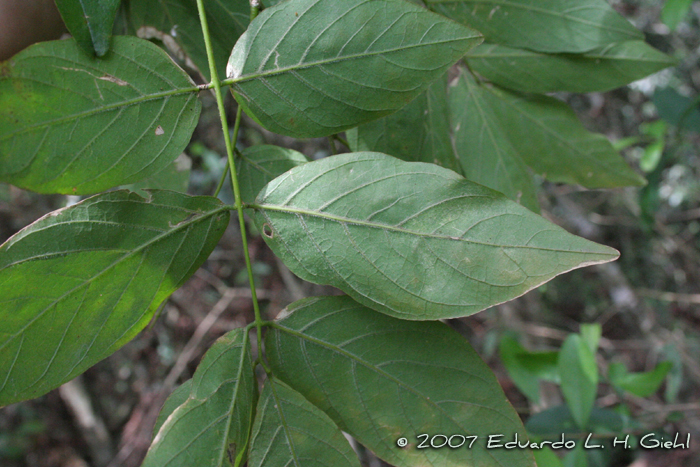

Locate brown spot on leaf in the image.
[98,74,128,86]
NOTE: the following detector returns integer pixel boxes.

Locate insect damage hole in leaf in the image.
[262,223,274,239]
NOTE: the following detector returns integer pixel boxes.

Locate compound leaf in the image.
[425,0,642,53]
[267,296,536,467]
[0,36,201,195]
[144,329,257,467]
[238,145,309,205]
[347,73,462,174]
[56,0,121,56]
[248,378,360,467]
[481,84,646,188]
[0,190,230,405]
[467,41,676,94]
[130,0,249,80]
[252,152,618,320]
[448,68,539,211]
[226,0,482,138]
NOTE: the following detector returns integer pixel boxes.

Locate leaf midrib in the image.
[250,203,611,255]
[0,86,199,142]
[226,35,479,85]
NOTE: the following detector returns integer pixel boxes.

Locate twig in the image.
[636,288,700,305]
[163,287,240,389]
[59,376,114,467]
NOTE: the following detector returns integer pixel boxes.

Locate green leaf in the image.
[226,0,482,138]
[526,405,624,436]
[55,0,121,56]
[563,445,588,467]
[499,336,541,403]
[661,344,683,403]
[448,69,539,211]
[424,0,642,53]
[249,378,360,467]
[652,87,700,132]
[517,353,560,383]
[124,153,191,196]
[238,145,309,205]
[479,83,646,188]
[347,74,462,173]
[533,447,564,467]
[0,36,201,195]
[0,190,230,405]
[466,42,676,94]
[580,324,601,354]
[266,296,536,467]
[639,120,667,173]
[500,336,560,402]
[608,361,672,398]
[144,329,256,467]
[252,152,619,320]
[154,380,192,437]
[130,0,249,80]
[558,335,598,429]
[662,0,694,31]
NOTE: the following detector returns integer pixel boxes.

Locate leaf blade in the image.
[0,36,201,195]
[448,69,540,211]
[425,0,642,53]
[238,145,309,205]
[558,335,599,429]
[480,83,646,188]
[154,380,193,437]
[267,296,536,467]
[249,378,360,467]
[227,0,482,138]
[347,73,462,174]
[252,152,618,320]
[130,0,250,80]
[0,190,230,405]
[56,0,121,56]
[467,41,676,94]
[144,329,257,467]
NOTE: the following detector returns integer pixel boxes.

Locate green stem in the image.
[250,0,261,20]
[196,0,270,374]
[328,136,337,155]
[213,161,229,197]
[333,134,350,149]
